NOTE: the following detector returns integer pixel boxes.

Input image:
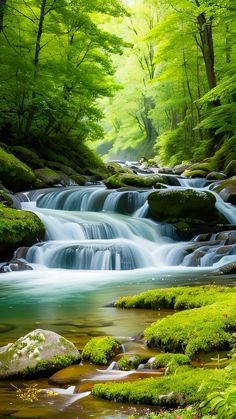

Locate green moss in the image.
[153,354,190,374]
[10,146,39,165]
[82,337,121,365]
[21,355,77,377]
[0,147,36,192]
[148,189,218,223]
[117,355,149,371]
[145,299,236,357]
[105,173,165,189]
[182,160,218,178]
[0,204,45,257]
[104,174,126,189]
[214,178,236,194]
[116,285,233,310]
[92,367,227,406]
[0,190,13,207]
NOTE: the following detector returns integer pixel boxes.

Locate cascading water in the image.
[18,184,236,275]
[1,177,236,300]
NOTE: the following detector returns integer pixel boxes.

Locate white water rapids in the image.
[1,180,236,296]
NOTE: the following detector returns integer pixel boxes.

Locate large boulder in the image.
[148,189,217,223]
[34,168,71,187]
[0,205,45,260]
[0,147,36,192]
[0,329,80,378]
[206,172,227,181]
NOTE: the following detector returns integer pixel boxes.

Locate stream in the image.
[0,171,236,418]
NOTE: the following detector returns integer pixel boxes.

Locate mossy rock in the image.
[117,355,149,371]
[82,337,121,365]
[206,171,227,181]
[0,204,45,259]
[0,190,13,207]
[213,177,236,202]
[173,163,192,175]
[224,160,236,177]
[92,366,228,406]
[34,168,70,187]
[145,297,236,357]
[182,160,218,178]
[0,147,36,192]
[45,162,86,184]
[105,173,165,189]
[106,162,134,175]
[10,146,39,165]
[153,353,191,373]
[0,329,80,378]
[148,189,217,223]
[104,175,126,189]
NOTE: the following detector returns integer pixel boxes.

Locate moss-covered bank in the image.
[116,286,236,358]
[92,366,229,406]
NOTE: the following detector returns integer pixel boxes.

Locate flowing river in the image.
[0,174,236,418]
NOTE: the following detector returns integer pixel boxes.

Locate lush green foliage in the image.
[201,385,236,418]
[95,0,236,165]
[82,337,121,365]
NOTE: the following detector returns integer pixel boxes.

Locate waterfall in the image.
[17,184,236,274]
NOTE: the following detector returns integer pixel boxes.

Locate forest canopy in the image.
[0,0,235,171]
[94,0,236,166]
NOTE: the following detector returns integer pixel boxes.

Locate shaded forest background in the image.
[0,0,236,184]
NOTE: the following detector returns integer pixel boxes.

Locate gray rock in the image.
[0,258,32,273]
[0,329,80,378]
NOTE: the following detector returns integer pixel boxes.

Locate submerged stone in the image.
[0,329,80,378]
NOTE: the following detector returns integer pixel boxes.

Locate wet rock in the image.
[220,263,236,274]
[173,163,192,175]
[213,177,236,202]
[0,258,33,273]
[206,171,227,181]
[225,160,236,177]
[158,167,174,174]
[49,363,96,385]
[0,329,80,378]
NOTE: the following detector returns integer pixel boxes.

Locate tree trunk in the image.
[196,13,216,90]
[24,0,47,138]
[0,0,7,32]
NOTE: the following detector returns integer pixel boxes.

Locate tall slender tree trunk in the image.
[24,0,47,139]
[0,0,7,32]
[196,13,216,90]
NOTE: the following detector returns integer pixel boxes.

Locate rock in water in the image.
[0,329,80,378]
[148,189,217,222]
